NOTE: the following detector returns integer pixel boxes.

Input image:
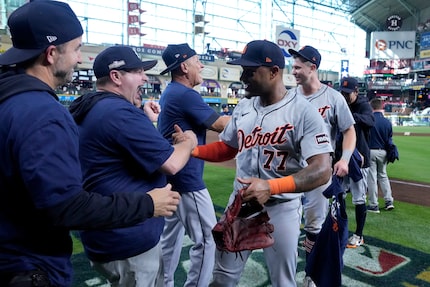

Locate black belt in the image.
[265,197,292,206]
[0,270,50,287]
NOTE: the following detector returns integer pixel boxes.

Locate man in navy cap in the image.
[338,77,375,249]
[0,2,182,286]
[288,45,356,287]
[69,45,198,287]
[189,40,332,287]
[157,43,230,287]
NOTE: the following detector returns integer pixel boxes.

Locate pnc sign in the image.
[275,26,300,58]
[375,39,413,51]
[370,31,416,59]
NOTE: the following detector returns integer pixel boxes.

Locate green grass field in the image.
[204,126,430,256]
[393,126,430,134]
[389,126,430,184]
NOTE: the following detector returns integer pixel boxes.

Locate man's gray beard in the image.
[55,72,72,87]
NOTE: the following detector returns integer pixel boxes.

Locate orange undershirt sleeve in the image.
[191,141,238,162]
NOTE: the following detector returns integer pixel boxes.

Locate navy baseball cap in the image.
[227,40,285,69]
[160,43,197,75]
[93,46,157,78]
[339,77,358,93]
[0,0,83,66]
[288,45,321,69]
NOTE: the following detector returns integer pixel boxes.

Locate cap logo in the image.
[265,57,272,63]
[182,54,188,59]
[242,45,248,54]
[46,36,57,43]
[108,60,126,70]
[174,53,180,59]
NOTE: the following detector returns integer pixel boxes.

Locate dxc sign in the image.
[275,26,300,58]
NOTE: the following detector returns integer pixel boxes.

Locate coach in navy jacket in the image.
[0,2,180,286]
[338,77,374,249]
[69,46,197,287]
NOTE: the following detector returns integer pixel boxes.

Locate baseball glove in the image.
[212,190,275,253]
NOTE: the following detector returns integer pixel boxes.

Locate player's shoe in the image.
[347,234,364,248]
[303,275,316,287]
[385,202,395,211]
[367,205,380,213]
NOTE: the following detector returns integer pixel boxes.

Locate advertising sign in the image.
[283,73,296,87]
[420,50,430,59]
[420,31,430,49]
[219,67,241,81]
[275,26,300,58]
[419,31,430,59]
[201,66,218,80]
[199,54,215,62]
[370,31,416,59]
[79,51,98,70]
[341,60,349,78]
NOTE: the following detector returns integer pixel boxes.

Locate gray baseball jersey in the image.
[213,92,333,286]
[220,92,333,200]
[292,84,355,150]
[292,84,355,236]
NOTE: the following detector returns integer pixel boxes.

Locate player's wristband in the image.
[341,149,353,163]
[267,176,296,195]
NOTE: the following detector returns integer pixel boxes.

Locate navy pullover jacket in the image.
[348,95,375,168]
[369,111,392,149]
[0,70,153,286]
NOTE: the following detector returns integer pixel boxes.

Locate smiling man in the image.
[288,45,356,287]
[188,40,332,287]
[157,43,230,287]
[0,2,186,287]
[69,45,197,287]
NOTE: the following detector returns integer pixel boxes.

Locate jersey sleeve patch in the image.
[315,133,330,145]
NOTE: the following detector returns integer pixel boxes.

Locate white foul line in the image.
[390,180,430,189]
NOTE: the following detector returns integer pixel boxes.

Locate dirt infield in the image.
[206,130,430,207]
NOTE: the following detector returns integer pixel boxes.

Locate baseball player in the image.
[338,77,375,249]
[288,46,356,286]
[157,43,230,287]
[190,40,333,287]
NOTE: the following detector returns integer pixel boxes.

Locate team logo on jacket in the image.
[315,133,330,144]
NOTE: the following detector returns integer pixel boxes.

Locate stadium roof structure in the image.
[331,0,429,33]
